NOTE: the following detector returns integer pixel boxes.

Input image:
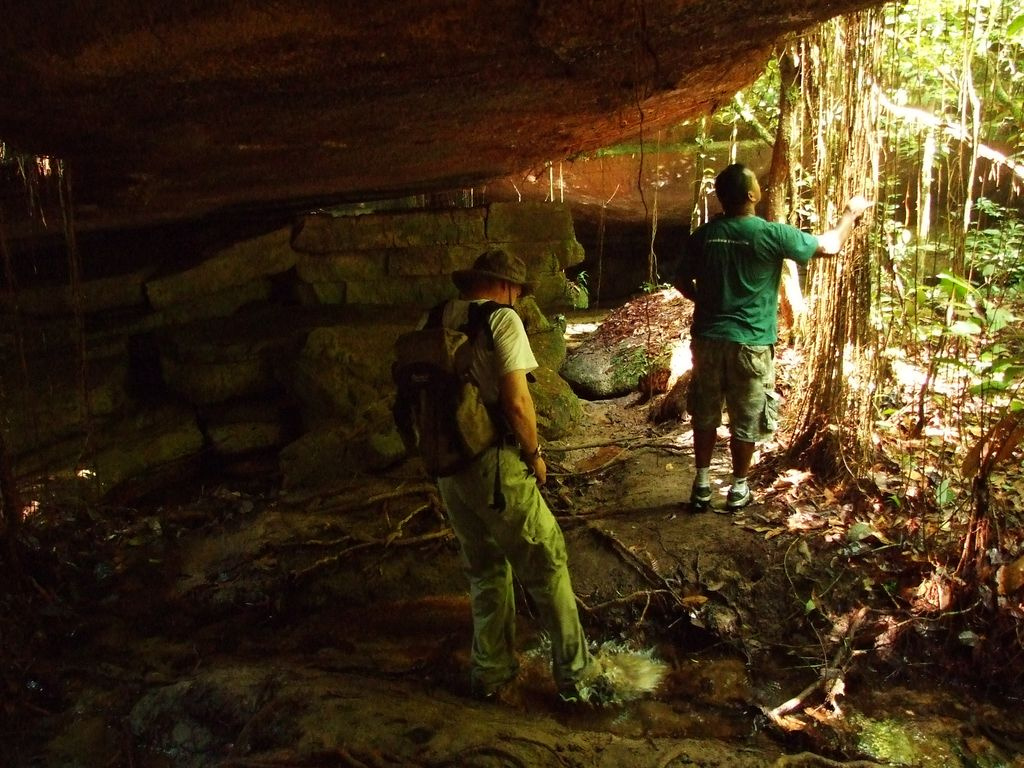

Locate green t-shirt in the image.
[678,215,819,345]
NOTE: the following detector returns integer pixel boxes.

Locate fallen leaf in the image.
[574,446,624,473]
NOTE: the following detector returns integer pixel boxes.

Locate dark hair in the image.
[715,163,752,210]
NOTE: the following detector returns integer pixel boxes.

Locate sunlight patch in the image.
[565,321,600,338]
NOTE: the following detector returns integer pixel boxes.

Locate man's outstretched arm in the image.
[816,195,873,255]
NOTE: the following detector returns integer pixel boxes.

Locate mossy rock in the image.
[531,366,584,440]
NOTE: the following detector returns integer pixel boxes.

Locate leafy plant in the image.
[565,270,589,310]
[965,198,1024,289]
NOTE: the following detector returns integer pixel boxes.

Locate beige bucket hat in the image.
[452,248,534,294]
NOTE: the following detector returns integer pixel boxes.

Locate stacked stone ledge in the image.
[0,202,586,502]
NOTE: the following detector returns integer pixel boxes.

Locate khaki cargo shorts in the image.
[687,337,780,442]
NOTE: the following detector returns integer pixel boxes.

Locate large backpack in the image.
[392,300,506,477]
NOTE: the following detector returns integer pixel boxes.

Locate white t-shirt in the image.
[437,299,538,404]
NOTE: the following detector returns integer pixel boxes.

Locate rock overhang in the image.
[0,0,885,235]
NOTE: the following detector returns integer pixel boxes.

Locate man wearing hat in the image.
[432,248,594,702]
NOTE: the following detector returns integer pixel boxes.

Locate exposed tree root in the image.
[280,481,439,511]
[547,436,685,454]
[289,529,452,583]
[771,753,884,767]
[316,483,442,515]
[220,746,418,767]
[578,520,681,600]
[577,588,673,615]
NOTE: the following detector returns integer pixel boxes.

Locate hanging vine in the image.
[767,42,806,340]
[0,208,24,577]
[0,148,53,579]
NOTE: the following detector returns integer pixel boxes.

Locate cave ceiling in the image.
[0,0,884,236]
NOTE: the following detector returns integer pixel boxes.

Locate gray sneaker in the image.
[726,485,753,509]
[470,667,518,701]
[690,480,712,509]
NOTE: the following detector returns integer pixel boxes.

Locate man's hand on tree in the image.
[845,195,873,221]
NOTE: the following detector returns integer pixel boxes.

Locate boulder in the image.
[0,268,152,316]
[200,401,295,457]
[560,340,650,400]
[560,289,691,399]
[156,306,306,406]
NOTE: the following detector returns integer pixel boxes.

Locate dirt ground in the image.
[6,328,1024,766]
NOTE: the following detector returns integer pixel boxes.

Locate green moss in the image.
[855,716,918,764]
[850,712,959,767]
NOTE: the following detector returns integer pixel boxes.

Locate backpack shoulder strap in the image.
[424,300,448,329]
[465,300,509,349]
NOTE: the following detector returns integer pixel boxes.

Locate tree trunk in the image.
[784,12,882,480]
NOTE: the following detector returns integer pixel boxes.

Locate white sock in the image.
[696,467,710,485]
[731,476,748,492]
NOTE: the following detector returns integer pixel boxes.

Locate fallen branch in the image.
[872,82,1024,184]
[297,535,356,549]
[546,437,688,479]
[384,503,433,544]
[555,505,660,522]
[764,607,867,726]
[278,480,372,507]
[578,521,684,608]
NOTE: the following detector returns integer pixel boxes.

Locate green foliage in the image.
[565,270,589,310]
[1010,13,1024,37]
[716,58,781,136]
[611,345,651,383]
[883,0,1023,161]
[909,267,1023,403]
[966,198,1024,288]
[639,279,670,294]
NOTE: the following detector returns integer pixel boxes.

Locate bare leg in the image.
[729,437,755,477]
[693,428,717,469]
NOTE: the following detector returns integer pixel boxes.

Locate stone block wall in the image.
[0,202,586,503]
[290,202,584,308]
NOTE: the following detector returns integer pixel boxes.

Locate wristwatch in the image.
[522,445,542,461]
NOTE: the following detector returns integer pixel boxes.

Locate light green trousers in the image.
[438,444,591,690]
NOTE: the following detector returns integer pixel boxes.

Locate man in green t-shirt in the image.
[674,163,871,511]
